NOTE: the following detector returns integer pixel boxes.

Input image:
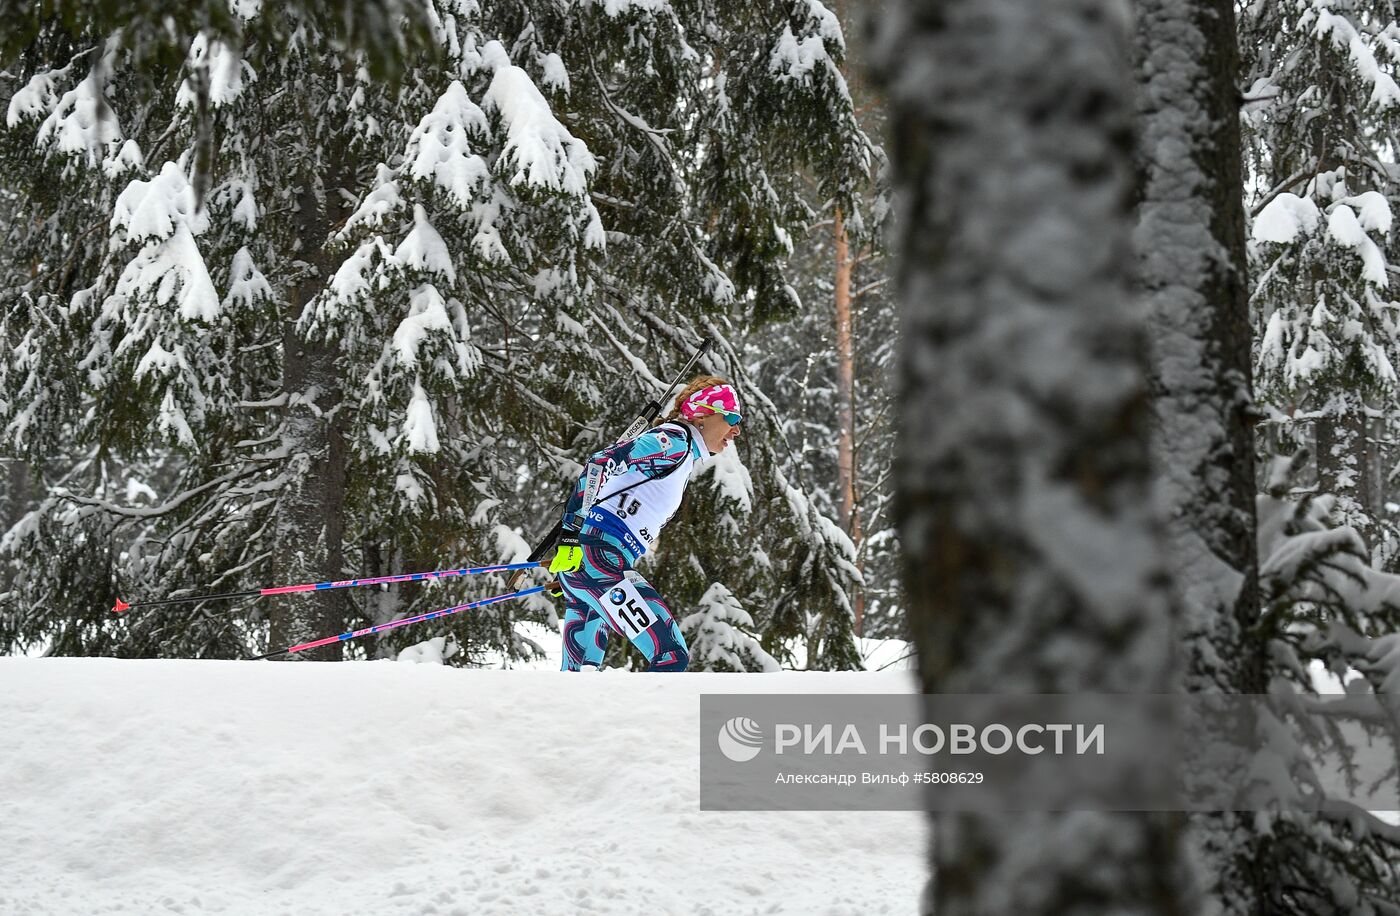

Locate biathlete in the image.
[548,376,743,672]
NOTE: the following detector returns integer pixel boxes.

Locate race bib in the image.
[602,576,659,637]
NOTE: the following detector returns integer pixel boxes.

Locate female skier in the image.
[549,376,742,672]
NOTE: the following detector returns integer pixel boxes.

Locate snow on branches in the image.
[96,160,227,448]
[1250,452,1400,911]
[681,583,779,672]
[108,162,219,323]
[1309,6,1400,110]
[176,35,251,109]
[1253,170,1400,400]
[770,0,847,88]
[481,41,597,198]
[316,38,603,475]
[402,82,490,210]
[10,40,124,170]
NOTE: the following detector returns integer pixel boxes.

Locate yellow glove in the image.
[548,532,583,574]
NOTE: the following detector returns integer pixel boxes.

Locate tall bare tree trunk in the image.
[877,0,1194,911]
[1134,0,1267,912]
[833,205,865,635]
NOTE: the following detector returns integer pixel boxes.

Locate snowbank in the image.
[0,659,926,915]
[480,621,916,674]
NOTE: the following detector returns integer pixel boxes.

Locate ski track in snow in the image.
[0,662,926,915]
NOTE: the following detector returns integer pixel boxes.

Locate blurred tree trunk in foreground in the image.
[876,0,1194,911]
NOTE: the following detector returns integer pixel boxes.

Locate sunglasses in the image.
[703,404,743,426]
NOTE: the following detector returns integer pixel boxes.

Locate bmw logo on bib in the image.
[609,587,627,604]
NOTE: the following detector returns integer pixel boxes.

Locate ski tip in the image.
[111,597,130,614]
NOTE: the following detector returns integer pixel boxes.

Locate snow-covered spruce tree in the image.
[680,581,779,672]
[1240,0,1400,550]
[0,0,441,120]
[875,0,1194,911]
[0,18,430,658]
[0,1,872,664]
[1138,4,1400,911]
[1246,452,1400,913]
[751,0,901,650]
[1134,0,1267,912]
[0,30,254,657]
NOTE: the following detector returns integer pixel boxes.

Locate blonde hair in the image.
[665,374,730,422]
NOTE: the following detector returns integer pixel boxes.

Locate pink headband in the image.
[679,384,741,421]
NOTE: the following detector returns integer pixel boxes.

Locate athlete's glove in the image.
[548,531,583,574]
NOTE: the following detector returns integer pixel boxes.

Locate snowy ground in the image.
[471,621,917,674]
[0,659,928,915]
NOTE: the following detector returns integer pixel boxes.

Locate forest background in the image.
[0,0,896,672]
[11,0,1400,910]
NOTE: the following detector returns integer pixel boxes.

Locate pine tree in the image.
[1241,0,1400,549]
[680,582,778,672]
[1249,452,1400,912]
[750,0,901,652]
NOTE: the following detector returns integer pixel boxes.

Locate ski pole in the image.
[112,560,546,615]
[512,337,713,585]
[247,584,548,660]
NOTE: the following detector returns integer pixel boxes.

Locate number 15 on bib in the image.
[605,578,659,636]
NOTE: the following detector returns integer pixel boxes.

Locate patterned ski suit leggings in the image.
[558,537,689,672]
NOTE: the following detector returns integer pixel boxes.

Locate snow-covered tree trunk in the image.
[876,0,1193,910]
[1317,408,1375,544]
[269,145,352,661]
[1133,0,1266,912]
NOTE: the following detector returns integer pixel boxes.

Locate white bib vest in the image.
[587,422,701,554]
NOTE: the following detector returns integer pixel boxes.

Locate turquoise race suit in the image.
[556,421,704,671]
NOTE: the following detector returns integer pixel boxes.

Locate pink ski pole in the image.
[248,585,548,660]
[112,560,545,615]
